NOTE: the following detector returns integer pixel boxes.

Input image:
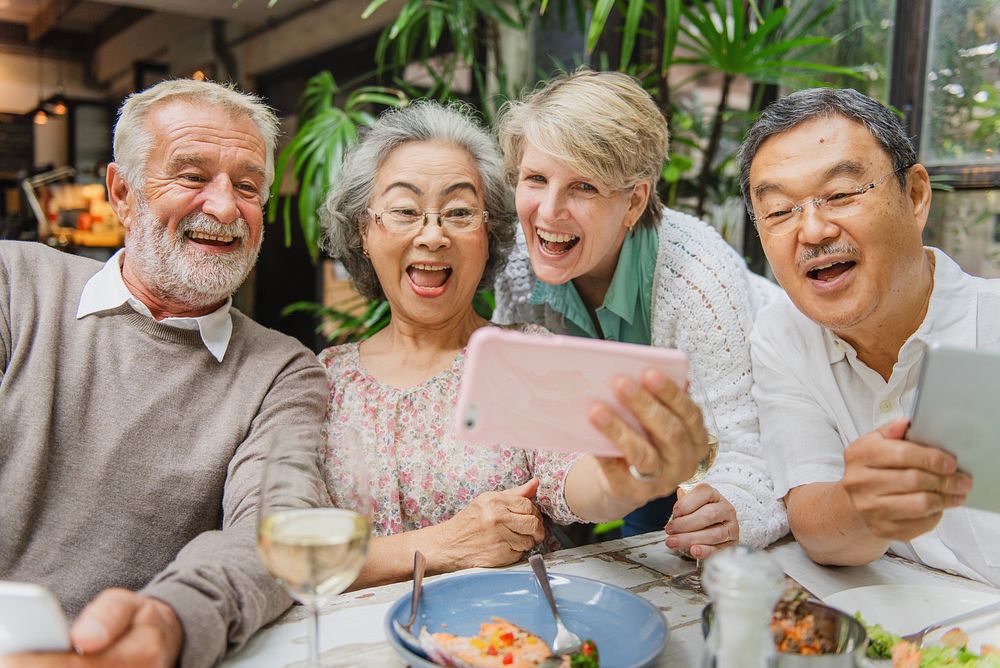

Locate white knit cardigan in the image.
[493,208,789,548]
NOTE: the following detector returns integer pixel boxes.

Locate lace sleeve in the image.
[652,212,788,547]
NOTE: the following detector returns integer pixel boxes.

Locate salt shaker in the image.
[701,545,784,668]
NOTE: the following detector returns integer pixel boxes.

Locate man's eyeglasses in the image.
[751,165,912,236]
[367,207,488,235]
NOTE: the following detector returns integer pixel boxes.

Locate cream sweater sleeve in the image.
[651,210,788,548]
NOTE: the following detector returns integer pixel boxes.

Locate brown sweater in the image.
[0,241,329,667]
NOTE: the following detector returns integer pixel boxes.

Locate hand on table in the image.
[587,369,707,505]
[429,478,545,571]
[664,485,739,559]
[842,418,971,542]
[0,589,182,668]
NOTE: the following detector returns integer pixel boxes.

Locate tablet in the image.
[907,344,1000,513]
[454,328,689,457]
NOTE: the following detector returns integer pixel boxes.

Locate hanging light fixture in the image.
[45,57,68,115]
[33,51,49,124]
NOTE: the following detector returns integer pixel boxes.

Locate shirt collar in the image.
[602,223,657,324]
[823,247,977,365]
[76,249,234,362]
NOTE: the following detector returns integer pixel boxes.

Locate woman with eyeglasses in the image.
[493,69,788,556]
[319,101,706,588]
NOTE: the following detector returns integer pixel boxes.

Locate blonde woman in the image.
[494,69,787,555]
[319,101,707,588]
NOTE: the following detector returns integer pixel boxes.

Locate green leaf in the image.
[586,0,616,54]
[619,0,646,70]
[427,7,445,48]
[661,0,681,72]
[361,0,391,19]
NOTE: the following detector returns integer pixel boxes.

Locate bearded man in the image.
[0,80,328,667]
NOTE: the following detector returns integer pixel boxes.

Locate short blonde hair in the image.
[497,69,670,228]
[113,79,280,203]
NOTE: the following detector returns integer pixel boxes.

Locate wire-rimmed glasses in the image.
[367,206,488,235]
[750,165,912,236]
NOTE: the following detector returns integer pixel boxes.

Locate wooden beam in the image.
[27,0,81,43]
[92,7,151,48]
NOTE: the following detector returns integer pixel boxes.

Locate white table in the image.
[221,534,998,667]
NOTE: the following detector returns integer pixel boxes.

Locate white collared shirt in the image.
[751,248,1000,587]
[76,249,234,362]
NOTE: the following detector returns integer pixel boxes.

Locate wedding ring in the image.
[629,463,660,482]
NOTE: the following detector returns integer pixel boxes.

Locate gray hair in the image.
[320,100,516,302]
[497,69,670,229]
[113,79,280,203]
[738,88,916,211]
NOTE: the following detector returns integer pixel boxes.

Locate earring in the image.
[363,247,370,258]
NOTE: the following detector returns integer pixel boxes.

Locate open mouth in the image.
[407,263,453,290]
[807,260,856,282]
[186,230,238,247]
[536,229,580,255]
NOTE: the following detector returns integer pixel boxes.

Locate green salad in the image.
[856,613,1000,667]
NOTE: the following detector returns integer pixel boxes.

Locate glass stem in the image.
[306,601,320,668]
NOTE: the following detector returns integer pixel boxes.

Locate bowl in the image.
[702,600,869,667]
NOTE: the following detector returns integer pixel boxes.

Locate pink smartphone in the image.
[454,328,689,457]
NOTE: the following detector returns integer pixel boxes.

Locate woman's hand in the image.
[665,485,739,559]
[587,369,708,508]
[427,479,545,572]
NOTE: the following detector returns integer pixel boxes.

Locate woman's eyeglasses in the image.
[367,207,488,235]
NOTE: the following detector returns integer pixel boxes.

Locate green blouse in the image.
[528,223,658,344]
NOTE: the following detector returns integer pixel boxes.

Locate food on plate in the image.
[857,614,1000,667]
[770,584,838,654]
[419,617,599,668]
[859,616,903,660]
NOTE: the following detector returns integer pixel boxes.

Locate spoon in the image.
[529,554,583,655]
[391,550,427,657]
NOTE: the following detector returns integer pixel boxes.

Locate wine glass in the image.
[257,426,372,668]
[670,367,720,592]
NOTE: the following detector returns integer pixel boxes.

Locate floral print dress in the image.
[319,325,584,547]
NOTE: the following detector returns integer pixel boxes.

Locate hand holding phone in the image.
[0,582,70,655]
[907,345,1000,513]
[454,328,689,456]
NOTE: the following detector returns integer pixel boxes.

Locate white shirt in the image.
[751,248,1000,587]
[76,249,234,362]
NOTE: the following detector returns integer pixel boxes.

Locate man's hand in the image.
[428,479,546,571]
[0,589,182,667]
[665,485,739,559]
[842,418,972,542]
[587,369,707,505]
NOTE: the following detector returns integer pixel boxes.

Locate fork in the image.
[529,554,583,655]
[391,550,427,656]
[901,600,1000,646]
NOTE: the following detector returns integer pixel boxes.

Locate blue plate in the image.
[384,570,668,667]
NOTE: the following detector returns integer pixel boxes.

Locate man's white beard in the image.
[125,200,263,310]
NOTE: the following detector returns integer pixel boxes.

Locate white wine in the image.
[679,433,719,490]
[258,508,371,603]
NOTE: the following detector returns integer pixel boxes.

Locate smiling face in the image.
[362,140,489,327]
[515,143,649,292]
[110,99,267,313]
[749,115,931,335]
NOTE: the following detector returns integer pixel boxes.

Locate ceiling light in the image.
[34,109,49,125]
